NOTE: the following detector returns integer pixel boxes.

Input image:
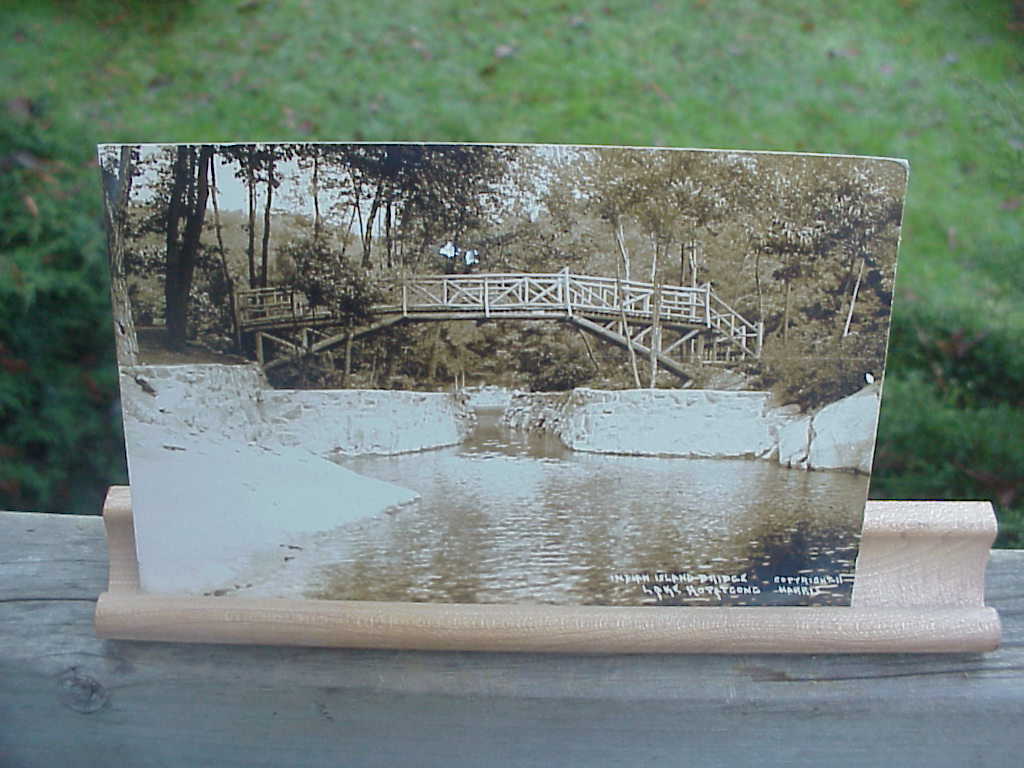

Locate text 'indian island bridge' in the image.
[235,271,764,383]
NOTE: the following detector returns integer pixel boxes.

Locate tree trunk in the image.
[781,278,791,346]
[384,199,393,269]
[427,324,443,382]
[754,249,764,323]
[382,341,396,385]
[165,145,213,350]
[342,318,354,387]
[260,152,274,288]
[246,146,257,288]
[842,257,866,339]
[616,271,642,388]
[576,328,600,375]
[103,145,139,365]
[339,205,357,262]
[208,154,238,349]
[361,179,385,269]
[312,153,321,244]
[614,220,631,282]
[649,235,661,284]
[649,283,661,389]
[164,148,189,349]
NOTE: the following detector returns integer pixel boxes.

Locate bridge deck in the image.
[237,272,763,361]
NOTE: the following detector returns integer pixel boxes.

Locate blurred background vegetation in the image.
[1,0,1021,545]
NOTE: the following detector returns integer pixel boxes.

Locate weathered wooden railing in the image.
[237,271,762,359]
[236,286,332,325]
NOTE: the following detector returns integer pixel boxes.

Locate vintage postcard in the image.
[99,143,907,607]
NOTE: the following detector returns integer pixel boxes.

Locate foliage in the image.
[873,372,1024,548]
[280,236,381,322]
[516,326,596,392]
[0,112,127,515]
[528,356,594,393]
[0,0,1021,544]
[186,252,235,352]
[757,351,877,412]
[873,303,1024,547]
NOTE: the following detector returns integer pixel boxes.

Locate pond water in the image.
[304,408,867,607]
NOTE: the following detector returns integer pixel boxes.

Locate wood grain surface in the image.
[93,488,1001,653]
[1,509,1022,768]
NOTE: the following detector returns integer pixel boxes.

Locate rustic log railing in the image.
[236,271,763,366]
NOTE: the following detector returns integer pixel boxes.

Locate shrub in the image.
[873,372,1024,548]
[0,114,127,515]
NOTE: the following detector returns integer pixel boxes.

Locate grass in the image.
[1,0,1022,541]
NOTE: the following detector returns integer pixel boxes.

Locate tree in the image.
[163,144,213,349]
[758,214,821,346]
[99,144,139,364]
[324,144,512,273]
[207,154,238,348]
[280,235,382,384]
[219,144,263,288]
[260,149,275,287]
[809,168,904,344]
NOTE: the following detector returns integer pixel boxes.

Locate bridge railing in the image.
[380,272,712,323]
[706,291,762,357]
[236,286,332,327]
[237,272,762,358]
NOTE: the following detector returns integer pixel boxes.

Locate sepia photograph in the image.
[99,143,907,607]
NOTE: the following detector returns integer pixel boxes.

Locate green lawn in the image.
[1,0,1022,542]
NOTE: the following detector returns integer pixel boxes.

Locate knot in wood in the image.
[57,668,109,714]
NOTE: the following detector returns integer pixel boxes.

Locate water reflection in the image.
[310,408,866,606]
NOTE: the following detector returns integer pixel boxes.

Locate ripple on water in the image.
[306,408,867,607]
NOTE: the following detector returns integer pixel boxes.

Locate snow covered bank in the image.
[124,421,418,594]
[118,363,472,594]
[503,385,881,474]
[120,364,474,456]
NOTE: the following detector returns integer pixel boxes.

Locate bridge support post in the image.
[230,289,242,352]
[255,332,264,367]
[649,283,662,388]
[756,321,764,358]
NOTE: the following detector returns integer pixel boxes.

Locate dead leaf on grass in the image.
[410,38,433,61]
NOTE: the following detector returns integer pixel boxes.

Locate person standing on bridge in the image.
[439,241,481,274]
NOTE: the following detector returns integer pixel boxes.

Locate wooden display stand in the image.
[94,486,1001,653]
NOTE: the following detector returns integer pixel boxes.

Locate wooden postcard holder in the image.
[94,486,1001,653]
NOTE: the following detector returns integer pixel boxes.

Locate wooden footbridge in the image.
[235,270,763,382]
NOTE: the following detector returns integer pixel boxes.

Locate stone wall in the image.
[774,385,881,474]
[501,392,571,432]
[464,385,514,409]
[119,362,268,443]
[503,385,881,474]
[120,363,474,456]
